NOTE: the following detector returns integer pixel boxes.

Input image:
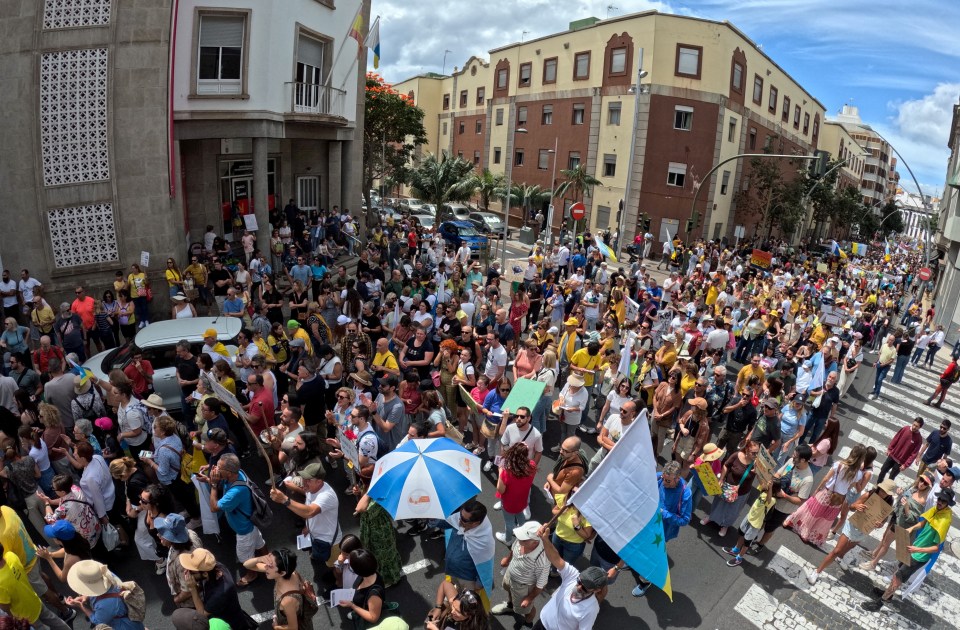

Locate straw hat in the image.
[567,373,585,388]
[480,416,500,439]
[73,375,91,395]
[141,393,166,411]
[700,443,724,462]
[179,548,216,572]
[350,370,373,387]
[67,560,117,596]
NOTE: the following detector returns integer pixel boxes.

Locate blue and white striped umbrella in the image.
[366,437,482,520]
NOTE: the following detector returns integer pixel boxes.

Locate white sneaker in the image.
[495,532,511,545]
[493,501,502,511]
[805,569,819,585]
[858,561,875,571]
[837,555,852,571]
[483,461,493,472]
[523,507,531,519]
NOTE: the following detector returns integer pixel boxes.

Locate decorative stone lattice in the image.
[39,48,110,187]
[48,203,119,268]
[42,0,112,30]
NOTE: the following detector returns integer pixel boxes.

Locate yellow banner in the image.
[696,462,723,496]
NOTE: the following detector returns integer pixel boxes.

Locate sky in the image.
[368,0,960,195]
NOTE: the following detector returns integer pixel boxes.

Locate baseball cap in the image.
[289,337,306,348]
[762,397,779,409]
[207,428,229,444]
[377,376,399,389]
[43,519,77,541]
[946,466,960,481]
[299,462,326,480]
[203,328,218,339]
[578,566,607,590]
[512,521,542,542]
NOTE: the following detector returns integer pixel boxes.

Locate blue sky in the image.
[371,0,959,194]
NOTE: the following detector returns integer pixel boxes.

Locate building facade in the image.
[830,105,900,209]
[0,0,365,310]
[934,99,960,340]
[393,11,825,247]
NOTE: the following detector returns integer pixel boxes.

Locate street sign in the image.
[570,202,586,220]
[919,267,932,281]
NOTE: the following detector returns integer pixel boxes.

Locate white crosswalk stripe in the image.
[733,351,960,629]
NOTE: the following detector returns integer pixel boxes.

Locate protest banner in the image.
[849,493,893,533]
[695,462,723,496]
[337,427,361,473]
[750,249,772,270]
[755,445,778,485]
[502,379,547,414]
[895,525,912,565]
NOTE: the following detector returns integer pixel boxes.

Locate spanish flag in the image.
[348,13,364,46]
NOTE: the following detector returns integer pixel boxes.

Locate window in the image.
[538,149,550,170]
[517,106,527,125]
[603,154,617,177]
[572,104,585,125]
[515,150,524,167]
[497,68,508,89]
[543,57,557,84]
[609,47,627,74]
[197,14,245,94]
[459,90,467,108]
[764,134,773,150]
[294,33,328,113]
[476,120,482,134]
[720,170,730,195]
[542,104,553,125]
[443,94,450,110]
[748,127,757,150]
[674,106,693,131]
[476,87,485,105]
[675,45,701,78]
[768,86,778,113]
[519,62,532,86]
[442,121,448,135]
[667,162,687,187]
[493,147,501,164]
[731,62,743,92]
[568,152,581,170]
[574,52,590,79]
[753,75,763,104]
[458,121,465,135]
[495,108,503,126]
[728,117,737,142]
[473,150,481,165]
[813,119,819,137]
[803,113,810,135]
[793,105,801,129]
[608,102,621,125]
[596,205,611,229]
[782,96,790,122]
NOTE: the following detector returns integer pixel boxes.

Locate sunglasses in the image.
[515,414,528,419]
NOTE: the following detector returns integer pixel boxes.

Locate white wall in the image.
[173,0,360,121]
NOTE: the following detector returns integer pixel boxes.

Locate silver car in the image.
[82,317,242,412]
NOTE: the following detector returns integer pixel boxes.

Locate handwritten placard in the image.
[849,493,893,533]
[750,249,772,270]
[695,462,723,496]
[337,427,361,472]
[755,446,778,486]
[895,525,912,566]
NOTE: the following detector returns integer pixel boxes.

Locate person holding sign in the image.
[860,472,934,572]
[805,479,896,584]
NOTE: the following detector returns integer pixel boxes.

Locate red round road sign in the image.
[570,202,586,221]
[919,267,932,281]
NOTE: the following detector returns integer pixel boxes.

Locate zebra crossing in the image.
[732,350,960,630]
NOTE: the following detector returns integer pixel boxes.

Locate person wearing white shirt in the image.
[18,270,42,306]
[535,523,605,630]
[642,231,654,259]
[76,442,115,520]
[456,244,472,266]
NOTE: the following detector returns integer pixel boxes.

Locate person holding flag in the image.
[532,523,606,630]
[631,460,692,596]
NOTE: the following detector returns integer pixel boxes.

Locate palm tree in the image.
[554,165,601,232]
[408,154,478,222]
[516,184,552,221]
[469,168,504,211]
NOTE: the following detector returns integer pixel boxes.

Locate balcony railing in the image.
[287,82,346,118]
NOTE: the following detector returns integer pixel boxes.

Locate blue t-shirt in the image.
[222,297,245,315]
[290,264,312,287]
[217,471,255,535]
[90,588,144,630]
[310,264,327,281]
[571,253,586,270]
[482,389,507,415]
[444,527,479,582]
[923,431,954,464]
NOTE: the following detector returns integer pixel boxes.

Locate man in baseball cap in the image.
[534,523,605,629]
[491,522,549,625]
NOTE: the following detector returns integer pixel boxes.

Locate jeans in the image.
[774,432,797,467]
[925,345,939,367]
[911,347,926,365]
[734,336,756,363]
[503,509,525,543]
[891,355,910,384]
[801,414,827,445]
[531,396,548,435]
[877,456,902,483]
[310,538,333,590]
[133,296,150,324]
[872,364,891,395]
[551,532,585,565]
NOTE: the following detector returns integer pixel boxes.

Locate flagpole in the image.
[322,2,365,88]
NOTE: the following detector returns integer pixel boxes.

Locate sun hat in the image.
[336,315,352,325]
[937,488,956,507]
[43,519,77,541]
[67,560,117,597]
[350,370,373,386]
[141,393,166,411]
[877,479,898,495]
[203,328,218,339]
[179,548,217,572]
[513,521,542,542]
[172,293,187,302]
[73,375,91,395]
[154,513,190,544]
[700,443,724,462]
[567,373,585,388]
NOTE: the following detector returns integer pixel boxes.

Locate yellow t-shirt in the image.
[680,373,697,397]
[705,285,719,306]
[0,551,41,623]
[554,494,591,543]
[373,350,399,373]
[570,348,602,387]
[0,507,36,571]
[294,328,313,355]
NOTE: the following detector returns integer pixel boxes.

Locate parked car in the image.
[409,212,435,229]
[439,221,489,255]
[420,203,437,216]
[400,198,426,212]
[441,203,472,221]
[468,211,510,238]
[82,318,242,412]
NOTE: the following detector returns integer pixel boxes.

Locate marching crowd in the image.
[0,201,955,629]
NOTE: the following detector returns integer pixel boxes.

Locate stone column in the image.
[328,140,342,212]
[253,137,270,255]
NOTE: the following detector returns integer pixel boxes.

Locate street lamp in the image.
[617,47,648,258]
[501,127,528,269]
[545,137,558,248]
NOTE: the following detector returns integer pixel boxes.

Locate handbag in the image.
[721,461,754,503]
[430,369,442,388]
[101,522,121,552]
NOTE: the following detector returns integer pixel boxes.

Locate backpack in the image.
[98,581,146,622]
[233,475,274,530]
[280,572,319,623]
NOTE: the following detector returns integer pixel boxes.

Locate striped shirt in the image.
[506,540,550,589]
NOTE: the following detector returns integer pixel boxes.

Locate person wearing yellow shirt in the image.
[809,321,827,348]
[552,492,595,565]
[656,336,678,376]
[286,320,314,356]
[736,355,765,394]
[372,337,400,377]
[557,318,582,373]
[569,342,603,434]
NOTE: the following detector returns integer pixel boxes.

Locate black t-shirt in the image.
[294,376,327,427]
[810,386,839,421]
[725,395,758,434]
[592,534,621,564]
[438,316,462,340]
[262,288,284,324]
[405,337,435,379]
[753,409,782,448]
[361,313,383,344]
[209,269,231,296]
[351,576,385,611]
[202,564,249,629]
[176,356,201,395]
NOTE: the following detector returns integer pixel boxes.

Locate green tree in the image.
[408,153,477,222]
[829,186,866,238]
[363,72,427,229]
[733,156,792,238]
[514,184,552,221]
[879,200,905,234]
[469,168,504,211]
[554,165,601,232]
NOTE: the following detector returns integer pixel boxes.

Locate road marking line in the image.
[402,558,432,575]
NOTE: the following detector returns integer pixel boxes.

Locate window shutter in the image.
[200,16,244,48]
[298,36,325,68]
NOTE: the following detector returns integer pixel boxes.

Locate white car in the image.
[401,198,425,212]
[82,317,242,412]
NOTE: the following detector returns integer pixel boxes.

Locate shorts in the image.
[502,573,536,615]
[895,560,925,583]
[763,508,791,534]
[235,527,265,562]
[841,518,868,544]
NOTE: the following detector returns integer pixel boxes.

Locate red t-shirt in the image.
[123,360,154,396]
[248,387,276,435]
[71,296,96,330]
[498,462,537,514]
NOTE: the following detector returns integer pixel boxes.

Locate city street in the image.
[100,274,960,629]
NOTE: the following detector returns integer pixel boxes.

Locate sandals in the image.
[237,573,260,588]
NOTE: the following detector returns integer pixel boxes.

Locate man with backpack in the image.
[202,453,270,587]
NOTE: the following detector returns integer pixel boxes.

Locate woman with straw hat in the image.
[177,549,255,629]
[65,560,144,629]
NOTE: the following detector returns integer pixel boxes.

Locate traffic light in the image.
[808,150,830,178]
[641,213,651,232]
[685,218,694,233]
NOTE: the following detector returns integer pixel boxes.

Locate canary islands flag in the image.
[367,19,381,69]
[594,235,618,262]
[569,409,673,599]
[851,243,867,256]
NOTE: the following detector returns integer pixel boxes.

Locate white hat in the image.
[337,315,352,325]
[513,521,542,542]
[67,560,117,597]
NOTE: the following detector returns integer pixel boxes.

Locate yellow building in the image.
[392,10,826,247]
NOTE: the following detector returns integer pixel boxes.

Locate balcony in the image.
[286,82,348,123]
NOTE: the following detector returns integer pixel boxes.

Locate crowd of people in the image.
[0,200,955,629]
